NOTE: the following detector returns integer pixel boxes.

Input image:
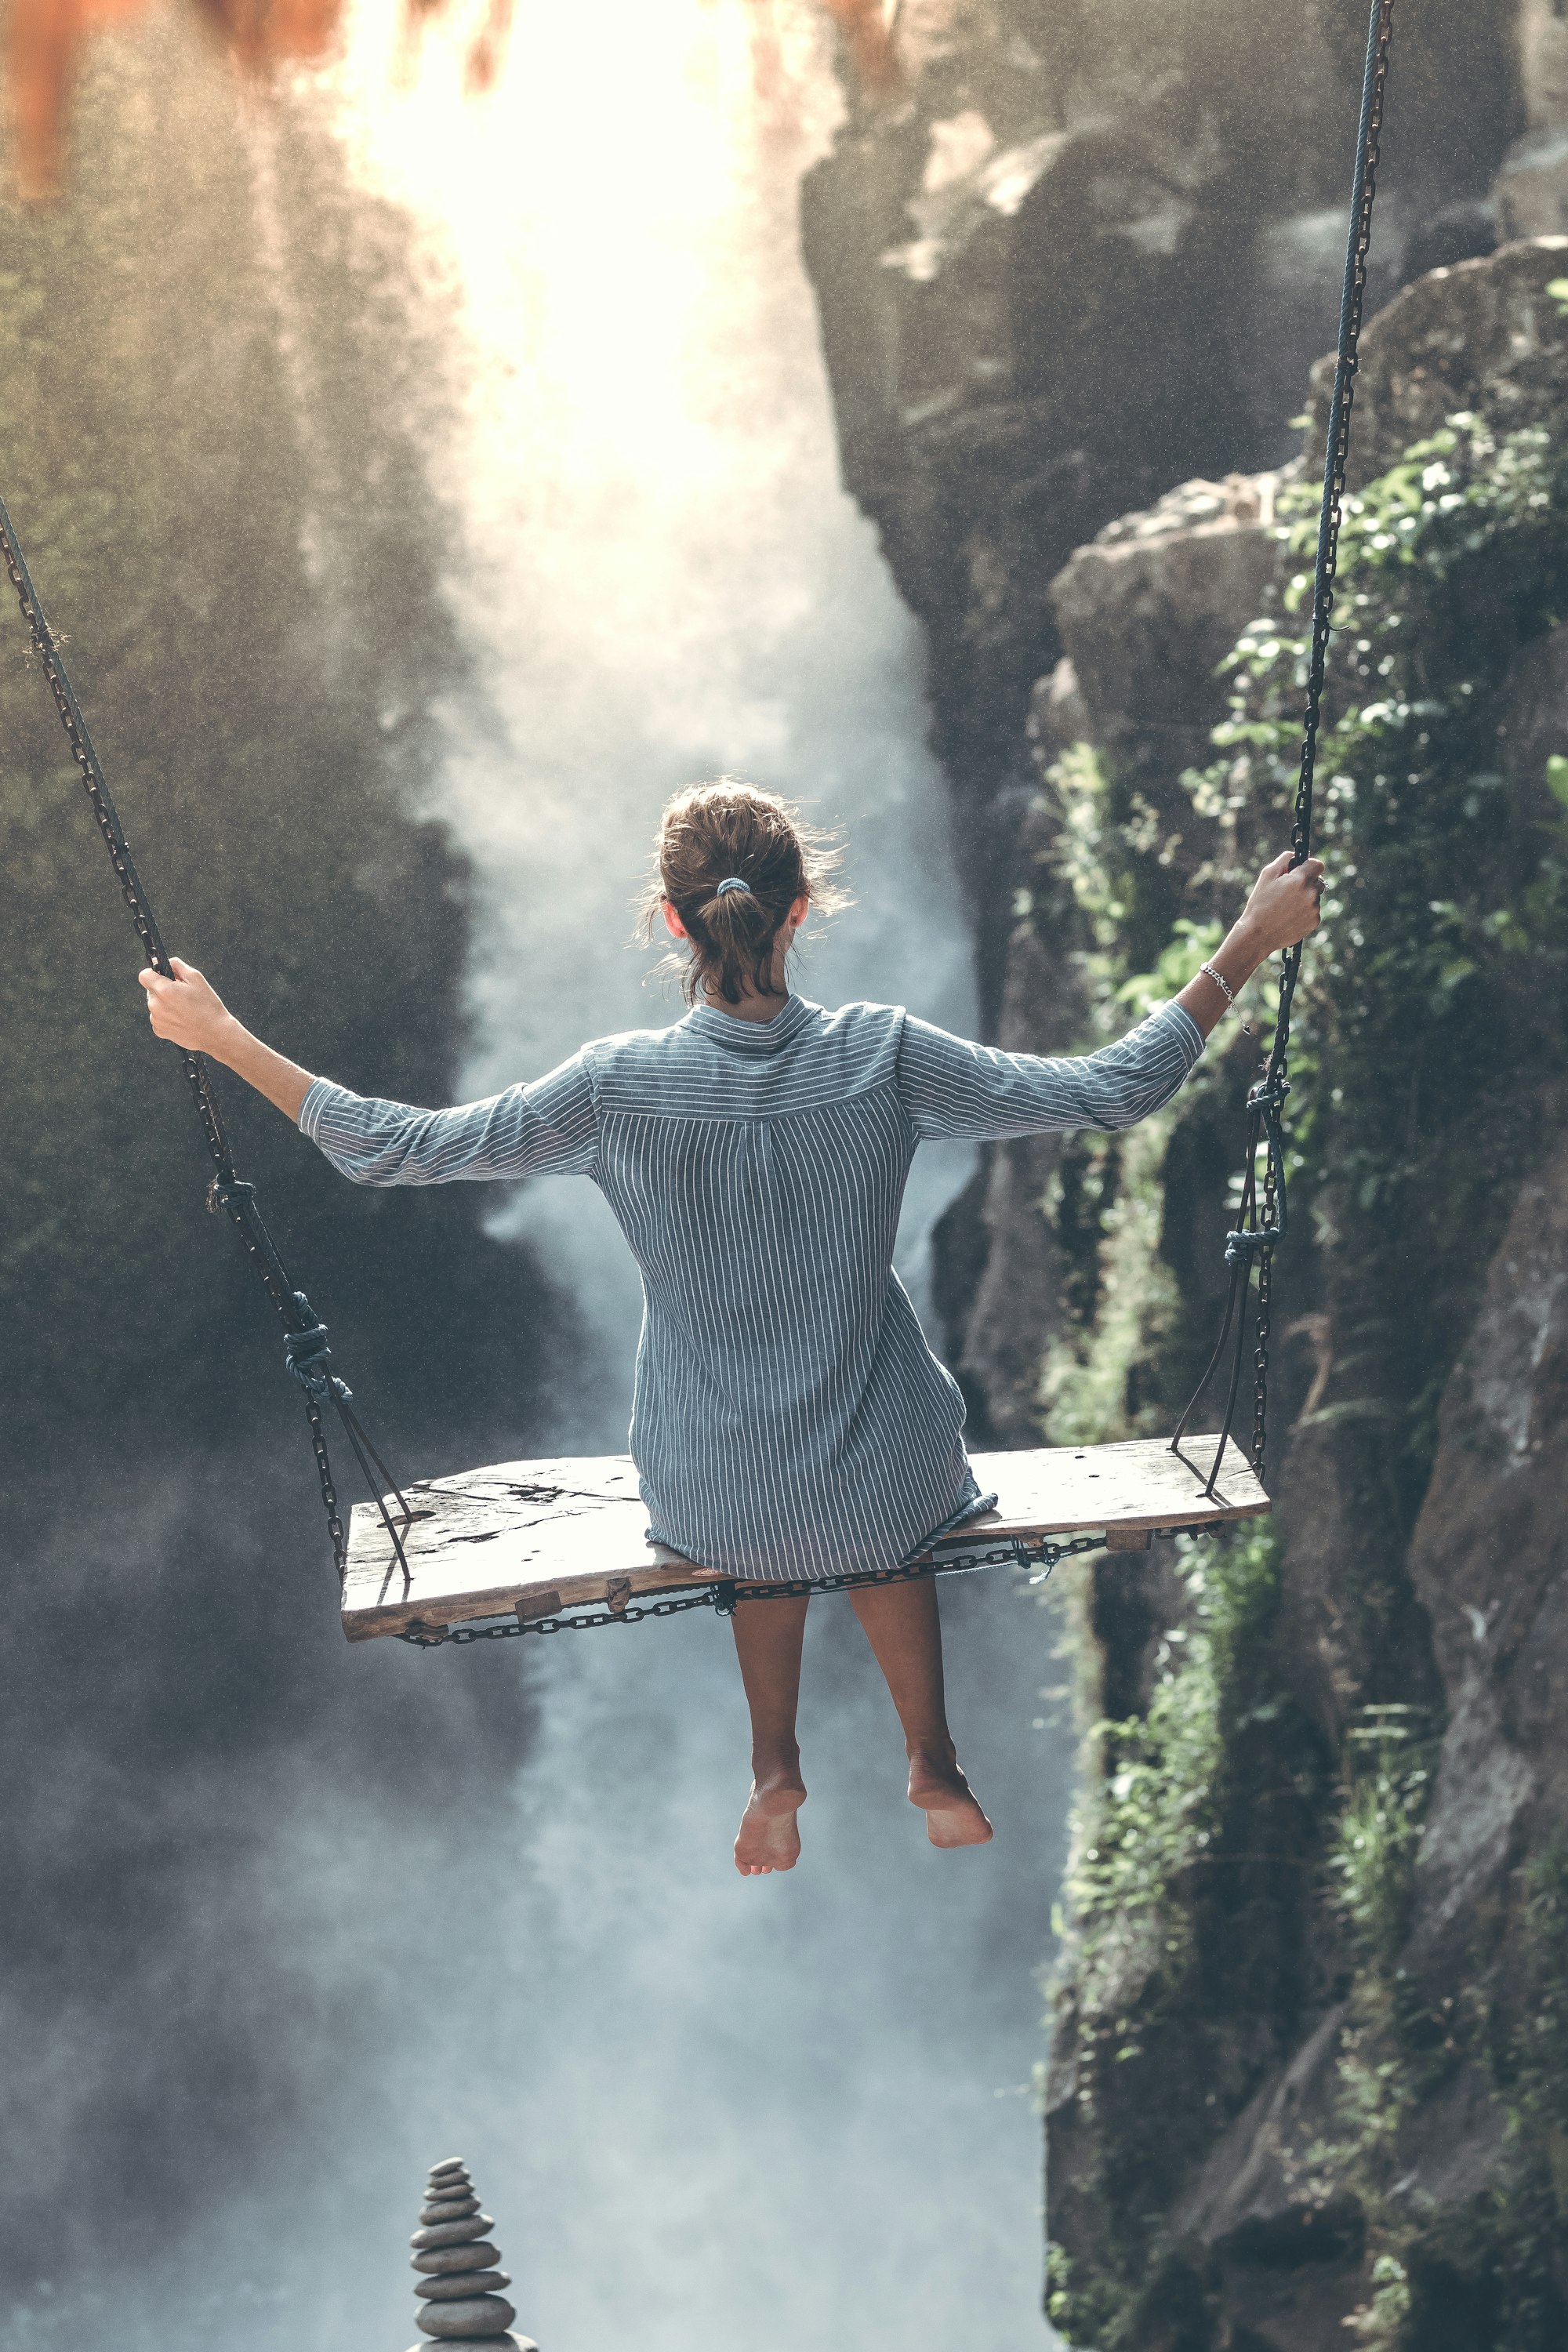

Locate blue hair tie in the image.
[714,876,749,897]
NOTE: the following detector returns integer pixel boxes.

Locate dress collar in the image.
[688,993,815,1056]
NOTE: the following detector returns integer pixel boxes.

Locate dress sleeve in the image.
[296,1051,597,1186]
[896,1000,1205,1143]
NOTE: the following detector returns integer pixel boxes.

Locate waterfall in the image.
[1,8,1075,2348]
[316,7,1075,2346]
[334,0,984,1409]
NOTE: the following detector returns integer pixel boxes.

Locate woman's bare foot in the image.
[735,1772,807,1875]
[908,1746,993,1849]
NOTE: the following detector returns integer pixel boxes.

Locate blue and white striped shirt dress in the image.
[299,995,1204,1581]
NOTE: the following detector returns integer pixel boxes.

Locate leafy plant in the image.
[1044,406,1568,2347]
[1327,1707,1432,1965]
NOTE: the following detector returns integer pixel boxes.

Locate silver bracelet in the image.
[1200,962,1236,1010]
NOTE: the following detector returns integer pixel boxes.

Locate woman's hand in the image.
[136,956,320,1120]
[1177,851,1327,1040]
[137,956,238,1057]
[1236,851,1326,958]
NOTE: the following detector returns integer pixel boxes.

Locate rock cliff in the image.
[804,0,1518,971]
[806,6,1568,2345]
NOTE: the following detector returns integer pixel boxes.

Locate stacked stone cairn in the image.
[407,2158,537,2352]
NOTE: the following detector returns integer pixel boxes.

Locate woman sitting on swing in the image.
[140,781,1323,1876]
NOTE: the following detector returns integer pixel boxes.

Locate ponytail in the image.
[642,779,846,1007]
[697,876,775,1006]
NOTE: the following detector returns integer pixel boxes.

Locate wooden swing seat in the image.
[341,1436,1268,1643]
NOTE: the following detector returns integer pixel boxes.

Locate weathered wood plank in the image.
[341,1436,1267,1643]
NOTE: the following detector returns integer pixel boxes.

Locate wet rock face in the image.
[1496,0,1568,234]
[1115,1097,1568,2347]
[946,467,1285,1439]
[1405,1053,1568,1981]
[1024,237,1568,2348]
[803,0,1518,921]
[1048,472,1287,784]
[1307,232,1568,485]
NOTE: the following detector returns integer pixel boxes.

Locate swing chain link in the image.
[395,1530,1113,1647]
[0,506,245,1198]
[305,1393,349,1573]
[1174,0,1395,1494]
[1252,1209,1274,1475]
[0,488,377,1588]
[1255,0,1393,1469]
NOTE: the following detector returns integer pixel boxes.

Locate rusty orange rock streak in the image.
[10,0,143,195]
[818,0,901,93]
[10,0,343,193]
[8,0,899,198]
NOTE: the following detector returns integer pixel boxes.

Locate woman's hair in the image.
[643,779,848,1007]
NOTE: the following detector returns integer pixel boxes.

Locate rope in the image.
[1172,0,1396,1497]
[0,491,412,1589]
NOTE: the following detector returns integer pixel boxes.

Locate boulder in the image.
[1305,236,1568,488]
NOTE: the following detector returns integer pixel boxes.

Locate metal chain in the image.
[305,1392,348,1568]
[1247,0,1394,1474]
[1174,0,1395,1494]
[1286,0,1396,884]
[1251,1217,1273,1472]
[0,488,403,1584]
[397,1531,1110,1647]
[0,504,244,1189]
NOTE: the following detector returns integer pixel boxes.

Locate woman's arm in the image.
[897,851,1327,1142]
[137,956,597,1185]
[139,957,318,1120]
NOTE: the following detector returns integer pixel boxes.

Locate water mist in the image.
[2,7,1079,2348]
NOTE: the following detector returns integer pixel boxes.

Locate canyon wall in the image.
[0,20,565,2304]
[806,5,1568,2344]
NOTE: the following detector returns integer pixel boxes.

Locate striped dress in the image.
[299,994,1203,1581]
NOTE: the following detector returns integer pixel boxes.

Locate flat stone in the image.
[413,2243,501,2277]
[411,2213,494,2250]
[417,2270,510,2302]
[416,2295,517,2339]
[420,2197,481,2223]
[405,2338,536,2352]
[428,2171,473,2190]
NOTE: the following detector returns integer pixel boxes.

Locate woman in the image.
[140,781,1323,1876]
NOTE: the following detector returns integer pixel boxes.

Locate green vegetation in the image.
[1327,1708,1432,1965]
[1046,1522,1325,2348]
[1040,411,1568,2345]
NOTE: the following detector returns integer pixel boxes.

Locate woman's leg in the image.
[848,1579,993,1848]
[730,1591,810,1876]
